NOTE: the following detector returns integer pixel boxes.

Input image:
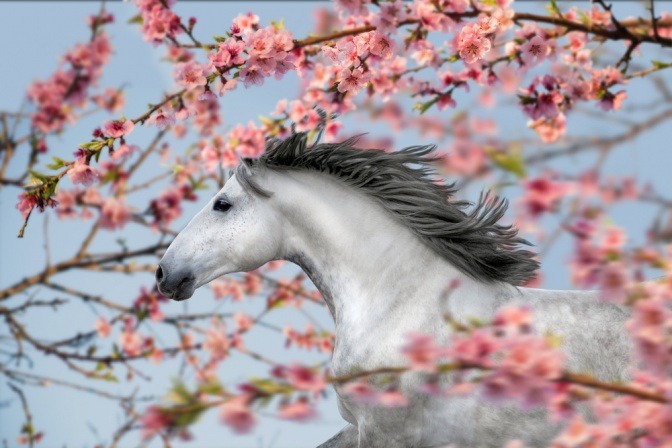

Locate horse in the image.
[156,132,631,447]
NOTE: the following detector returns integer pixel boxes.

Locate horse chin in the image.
[169,290,194,301]
[158,279,196,301]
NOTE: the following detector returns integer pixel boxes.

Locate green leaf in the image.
[172,404,206,427]
[167,380,194,405]
[517,94,536,106]
[414,98,439,115]
[271,18,285,31]
[213,35,228,43]
[546,0,561,17]
[100,372,119,382]
[79,140,105,151]
[46,156,67,170]
[198,379,224,396]
[28,170,48,182]
[652,60,672,69]
[485,145,526,179]
[127,14,143,25]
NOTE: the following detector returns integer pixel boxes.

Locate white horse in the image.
[156,133,631,447]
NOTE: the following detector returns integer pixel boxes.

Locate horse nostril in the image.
[156,265,164,283]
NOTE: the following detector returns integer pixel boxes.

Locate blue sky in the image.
[1,1,671,447]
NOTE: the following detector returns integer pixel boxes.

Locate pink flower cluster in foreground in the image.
[396,306,565,411]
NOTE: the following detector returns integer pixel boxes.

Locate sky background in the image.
[1,1,671,448]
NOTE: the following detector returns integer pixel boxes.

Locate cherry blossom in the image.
[220,396,257,434]
[99,197,130,230]
[68,159,100,186]
[101,119,135,138]
[94,317,112,338]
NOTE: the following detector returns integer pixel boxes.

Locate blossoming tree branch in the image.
[2,0,672,445]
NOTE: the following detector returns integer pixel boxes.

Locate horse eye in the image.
[213,199,232,212]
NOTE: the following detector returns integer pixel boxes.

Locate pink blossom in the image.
[200,144,221,173]
[519,175,569,218]
[149,347,164,364]
[16,193,37,219]
[147,107,175,130]
[288,102,321,133]
[483,335,564,408]
[55,189,78,219]
[231,12,259,36]
[197,88,217,102]
[492,306,533,336]
[174,61,207,89]
[82,187,101,206]
[139,4,181,43]
[111,143,138,161]
[413,0,453,31]
[240,62,265,87]
[458,26,492,65]
[528,114,567,143]
[99,197,130,230]
[208,38,245,69]
[400,333,443,372]
[119,327,143,356]
[443,141,486,176]
[140,405,172,440]
[101,119,134,138]
[335,0,368,17]
[204,318,230,361]
[216,78,238,96]
[285,364,326,394]
[220,396,257,434]
[449,330,497,365]
[233,312,254,332]
[95,317,111,338]
[598,261,629,302]
[210,278,244,301]
[228,122,265,158]
[378,389,409,407]
[369,32,395,59]
[132,287,166,323]
[246,27,276,59]
[475,15,500,35]
[68,159,100,186]
[627,295,672,374]
[601,226,626,251]
[373,0,405,33]
[328,39,361,68]
[520,35,549,66]
[341,380,378,403]
[337,67,370,94]
[278,398,317,421]
[551,416,594,447]
[411,39,439,66]
[598,90,627,111]
[92,88,125,112]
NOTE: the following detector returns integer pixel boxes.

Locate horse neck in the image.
[271,170,508,330]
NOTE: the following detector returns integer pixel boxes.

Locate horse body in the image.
[157,136,631,447]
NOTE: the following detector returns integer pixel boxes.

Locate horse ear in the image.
[237,157,254,176]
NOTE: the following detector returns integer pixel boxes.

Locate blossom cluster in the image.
[27,13,114,134]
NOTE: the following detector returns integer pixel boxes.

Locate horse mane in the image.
[236,131,539,286]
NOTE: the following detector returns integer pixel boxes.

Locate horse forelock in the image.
[235,131,539,286]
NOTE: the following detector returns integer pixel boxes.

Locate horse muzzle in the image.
[156,263,196,301]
